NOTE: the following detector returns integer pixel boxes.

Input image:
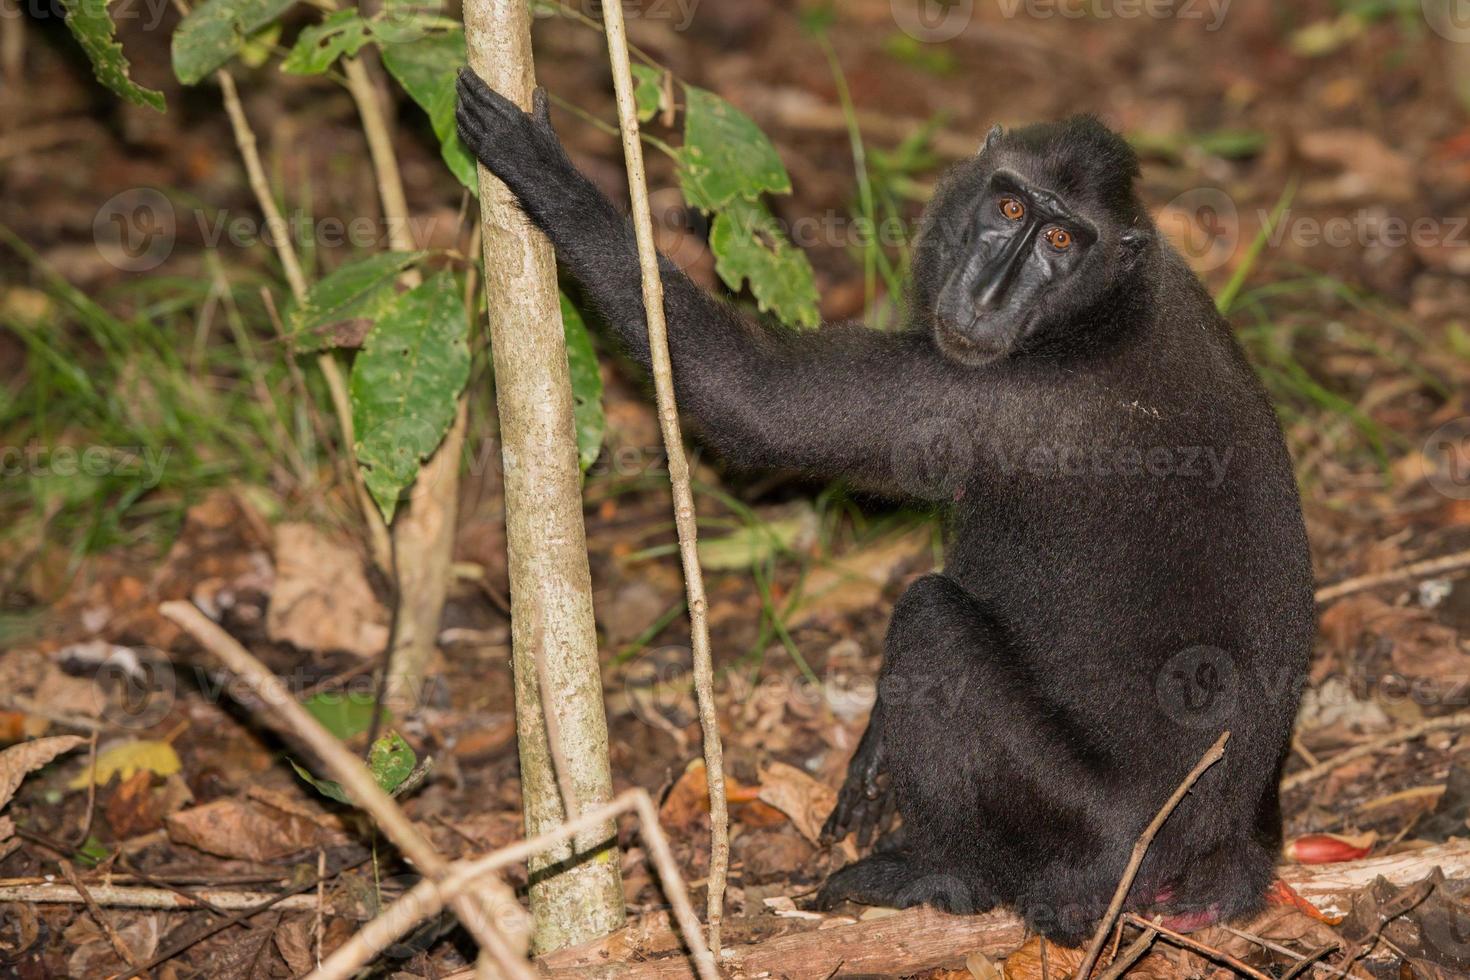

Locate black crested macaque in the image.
[456,72,1314,945]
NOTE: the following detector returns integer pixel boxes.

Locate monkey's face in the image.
[930,170,1096,365]
[913,117,1153,367]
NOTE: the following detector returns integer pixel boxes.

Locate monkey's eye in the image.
[998,197,1025,222]
[1044,227,1074,250]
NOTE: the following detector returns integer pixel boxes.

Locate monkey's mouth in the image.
[935,315,1009,365]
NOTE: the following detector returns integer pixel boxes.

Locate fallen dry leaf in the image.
[273,915,316,975]
[756,760,834,845]
[789,528,931,628]
[69,738,181,789]
[166,797,348,862]
[266,522,388,657]
[0,734,87,809]
[1003,933,1173,980]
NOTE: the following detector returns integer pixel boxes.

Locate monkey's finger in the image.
[456,69,521,122]
[532,87,554,131]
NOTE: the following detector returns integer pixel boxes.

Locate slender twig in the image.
[1315,547,1470,604]
[112,854,370,980]
[1280,944,1342,980]
[211,51,392,573]
[0,882,324,912]
[1075,731,1230,980]
[1095,918,1158,980]
[1283,709,1470,791]
[532,617,582,820]
[158,601,535,980]
[1222,926,1341,980]
[599,0,730,957]
[1121,914,1271,980]
[57,860,149,977]
[308,788,716,980]
[67,732,100,849]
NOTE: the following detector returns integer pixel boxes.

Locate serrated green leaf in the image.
[677,84,791,211]
[302,691,386,739]
[172,0,298,84]
[288,251,426,351]
[380,31,478,194]
[631,63,663,123]
[350,271,469,522]
[560,295,605,473]
[289,732,417,806]
[710,198,820,329]
[57,0,166,111]
[368,731,415,793]
[282,10,369,74]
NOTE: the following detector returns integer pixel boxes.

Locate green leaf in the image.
[172,0,299,85]
[289,759,353,805]
[560,295,605,473]
[282,10,370,74]
[350,271,470,522]
[380,31,478,194]
[74,836,110,868]
[709,198,820,329]
[677,84,791,211]
[56,0,166,111]
[302,691,385,739]
[288,251,426,351]
[289,732,418,805]
[368,731,416,794]
[631,64,663,123]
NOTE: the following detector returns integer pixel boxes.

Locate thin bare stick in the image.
[1095,918,1158,980]
[1075,731,1230,980]
[1282,709,1470,791]
[0,882,323,911]
[599,0,730,956]
[532,618,582,820]
[1315,547,1470,604]
[112,854,370,980]
[309,788,717,980]
[1222,927,1340,980]
[216,68,308,300]
[1121,914,1271,980]
[57,860,149,976]
[158,601,535,980]
[213,55,392,573]
[1280,944,1341,980]
[67,732,100,848]
[342,56,418,260]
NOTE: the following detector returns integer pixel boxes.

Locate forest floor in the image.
[3,0,1470,977]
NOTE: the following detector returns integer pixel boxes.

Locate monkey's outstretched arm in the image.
[456,71,977,499]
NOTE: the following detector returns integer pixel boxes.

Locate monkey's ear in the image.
[1119,229,1152,270]
[981,125,1004,155]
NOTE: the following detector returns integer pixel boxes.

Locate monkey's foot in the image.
[816,854,994,915]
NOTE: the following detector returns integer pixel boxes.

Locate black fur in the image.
[456,72,1314,945]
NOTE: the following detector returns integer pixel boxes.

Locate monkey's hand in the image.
[455,69,586,232]
[821,714,894,848]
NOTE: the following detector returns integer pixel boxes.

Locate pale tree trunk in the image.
[461,0,625,954]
